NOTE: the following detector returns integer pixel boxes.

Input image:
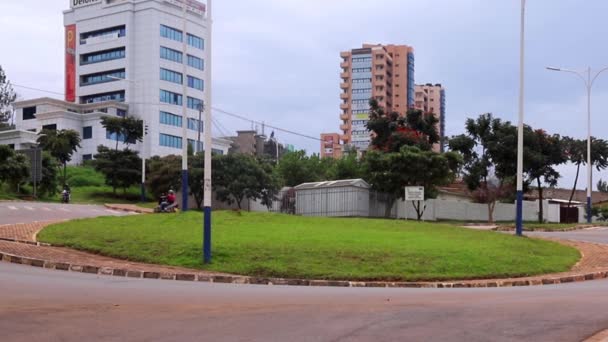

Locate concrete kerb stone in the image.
[2,234,608,289]
[3,245,608,288]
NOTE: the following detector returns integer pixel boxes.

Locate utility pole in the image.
[203,0,213,264]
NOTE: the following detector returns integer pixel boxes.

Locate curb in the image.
[104,204,153,214]
[583,329,608,342]
[494,225,595,233]
[2,249,607,289]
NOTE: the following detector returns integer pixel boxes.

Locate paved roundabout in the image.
[2,201,608,342]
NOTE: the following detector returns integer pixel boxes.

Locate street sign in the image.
[17,148,42,182]
[405,186,424,201]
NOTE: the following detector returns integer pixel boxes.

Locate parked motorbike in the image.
[61,190,71,203]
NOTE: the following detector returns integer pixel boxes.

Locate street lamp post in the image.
[546,66,608,223]
[515,0,527,236]
[203,0,213,264]
[107,76,146,202]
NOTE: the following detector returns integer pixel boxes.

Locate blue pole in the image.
[204,206,211,263]
[140,182,146,203]
[181,170,188,212]
[516,190,523,236]
[587,196,592,224]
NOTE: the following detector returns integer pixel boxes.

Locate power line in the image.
[212,107,322,142]
[10,82,321,142]
[12,83,64,96]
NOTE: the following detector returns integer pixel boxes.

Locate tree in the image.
[364,146,461,219]
[326,153,365,181]
[598,179,608,193]
[366,99,439,153]
[277,150,329,187]
[0,66,16,128]
[189,153,205,209]
[100,116,143,150]
[37,129,81,187]
[36,152,60,197]
[449,114,522,223]
[526,130,567,223]
[93,146,141,195]
[213,154,277,210]
[147,155,182,200]
[564,137,608,205]
[0,145,30,193]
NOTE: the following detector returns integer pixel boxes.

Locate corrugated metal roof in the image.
[294,179,370,190]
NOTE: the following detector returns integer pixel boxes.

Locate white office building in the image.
[0,0,231,163]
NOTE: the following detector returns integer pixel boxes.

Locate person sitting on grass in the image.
[166,190,177,210]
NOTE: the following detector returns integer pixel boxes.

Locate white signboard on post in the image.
[405,186,424,201]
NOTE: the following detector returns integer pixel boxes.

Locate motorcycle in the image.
[61,190,71,203]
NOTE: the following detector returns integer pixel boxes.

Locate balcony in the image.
[340,113,350,120]
[341,135,351,143]
[340,123,350,131]
[340,82,349,89]
[340,61,349,68]
[340,51,350,58]
[340,92,349,100]
[340,71,350,79]
[340,103,349,110]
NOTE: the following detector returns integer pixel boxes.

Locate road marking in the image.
[24,206,34,211]
[105,209,121,214]
[7,206,18,211]
[59,208,71,212]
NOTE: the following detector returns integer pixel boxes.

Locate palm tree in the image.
[564,137,608,207]
[38,129,81,187]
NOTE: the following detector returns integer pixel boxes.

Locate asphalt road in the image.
[529,228,608,244]
[2,207,608,341]
[0,201,133,225]
[1,262,607,342]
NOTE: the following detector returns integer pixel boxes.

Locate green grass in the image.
[38,211,580,282]
[0,166,153,205]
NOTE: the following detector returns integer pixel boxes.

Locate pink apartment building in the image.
[329,44,415,154]
[415,83,446,152]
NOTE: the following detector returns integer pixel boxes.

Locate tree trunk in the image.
[413,201,426,221]
[568,162,581,208]
[63,162,67,187]
[537,178,544,223]
[384,197,396,218]
[488,201,496,224]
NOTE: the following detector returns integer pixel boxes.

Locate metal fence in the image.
[268,187,396,218]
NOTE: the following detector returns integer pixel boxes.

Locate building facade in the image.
[414,83,446,152]
[0,0,233,162]
[223,130,288,162]
[339,44,415,151]
[320,133,343,159]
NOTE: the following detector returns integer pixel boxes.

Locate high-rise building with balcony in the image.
[0,0,234,163]
[338,44,415,151]
[415,83,446,152]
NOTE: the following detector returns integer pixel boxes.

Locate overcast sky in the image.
[2,0,608,190]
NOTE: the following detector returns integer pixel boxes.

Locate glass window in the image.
[159,111,182,127]
[42,124,57,131]
[117,109,127,117]
[160,133,182,149]
[80,25,126,44]
[80,69,125,86]
[82,154,93,161]
[187,96,203,110]
[81,91,125,104]
[187,34,204,50]
[187,55,204,70]
[160,68,183,84]
[160,25,183,42]
[106,130,127,142]
[83,126,93,139]
[188,139,204,152]
[160,90,183,105]
[187,76,204,91]
[22,106,36,120]
[160,46,183,63]
[188,118,203,131]
[80,47,125,65]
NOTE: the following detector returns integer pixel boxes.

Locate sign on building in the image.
[71,0,102,9]
[405,186,424,201]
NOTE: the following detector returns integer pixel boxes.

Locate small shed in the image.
[294,179,370,217]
